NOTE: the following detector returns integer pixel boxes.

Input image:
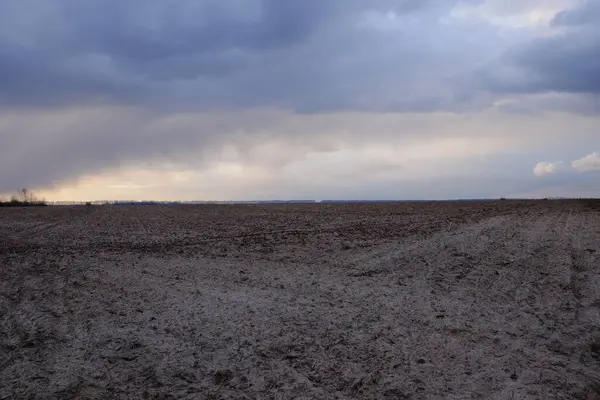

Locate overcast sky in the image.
[1,0,599,201]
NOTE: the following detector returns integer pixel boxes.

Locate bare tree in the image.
[4,188,46,206]
[20,188,30,203]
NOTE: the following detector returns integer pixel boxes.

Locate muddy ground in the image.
[1,200,600,399]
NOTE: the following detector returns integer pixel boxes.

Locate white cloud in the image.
[450,0,578,29]
[534,151,600,178]
[572,152,600,172]
[533,161,565,176]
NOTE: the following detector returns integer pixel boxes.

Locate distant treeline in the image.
[48,200,324,206]
[0,189,47,207]
[47,200,440,206]
[3,196,595,207]
[36,198,547,206]
[0,200,48,207]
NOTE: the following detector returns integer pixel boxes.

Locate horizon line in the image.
[39,197,593,205]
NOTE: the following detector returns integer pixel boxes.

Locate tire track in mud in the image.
[567,214,586,324]
[0,221,63,256]
[335,205,600,399]
[564,212,600,325]
[340,214,513,278]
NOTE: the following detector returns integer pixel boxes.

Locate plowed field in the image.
[1,201,600,399]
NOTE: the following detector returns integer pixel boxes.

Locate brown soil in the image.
[1,201,600,399]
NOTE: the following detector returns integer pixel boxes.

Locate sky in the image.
[0,0,599,201]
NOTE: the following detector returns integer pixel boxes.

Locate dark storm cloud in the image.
[0,0,333,106]
[3,0,600,199]
[0,0,485,112]
[482,1,600,97]
[551,0,600,26]
[63,0,333,60]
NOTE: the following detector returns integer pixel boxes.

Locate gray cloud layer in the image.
[482,0,600,97]
[0,0,495,112]
[1,0,599,199]
[1,0,597,113]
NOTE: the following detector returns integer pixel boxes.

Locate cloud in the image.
[451,0,576,29]
[534,151,600,177]
[0,0,599,200]
[552,0,600,26]
[2,103,599,199]
[0,0,507,113]
[572,152,600,172]
[533,161,565,176]
[2,0,595,116]
[481,1,600,99]
[0,0,595,116]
